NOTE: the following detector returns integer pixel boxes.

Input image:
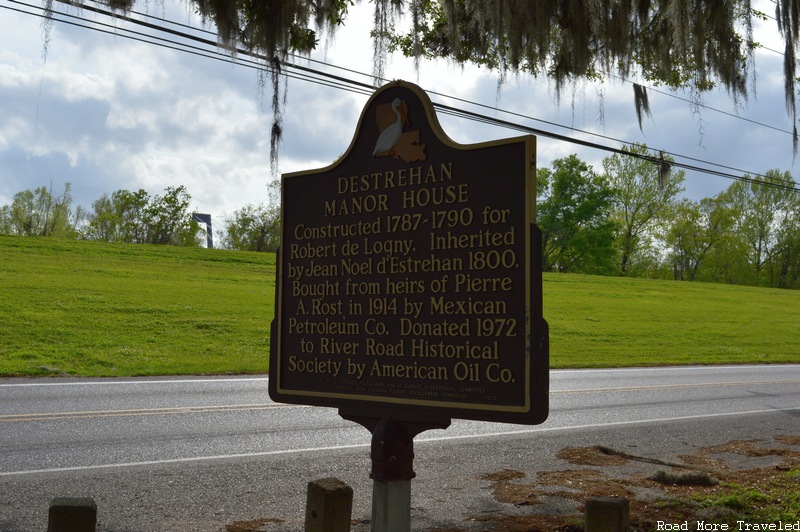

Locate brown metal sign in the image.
[269,81,548,424]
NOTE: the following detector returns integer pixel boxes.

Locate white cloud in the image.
[0,0,797,226]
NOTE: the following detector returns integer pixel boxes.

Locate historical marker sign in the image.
[269,81,548,425]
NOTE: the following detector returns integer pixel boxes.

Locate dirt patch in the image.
[776,435,800,446]
[480,469,528,482]
[479,469,539,506]
[466,512,583,531]
[704,439,791,457]
[465,434,800,531]
[682,438,800,472]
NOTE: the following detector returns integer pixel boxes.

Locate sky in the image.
[1,0,798,237]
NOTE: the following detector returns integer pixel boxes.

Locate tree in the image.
[720,170,799,287]
[84,186,201,246]
[664,199,704,281]
[664,196,732,282]
[0,183,75,237]
[222,203,280,252]
[537,155,617,274]
[54,0,800,161]
[386,1,796,148]
[0,205,11,235]
[115,189,152,244]
[143,186,200,246]
[695,197,750,286]
[602,144,684,276]
[771,214,800,288]
[84,193,119,242]
[84,188,150,243]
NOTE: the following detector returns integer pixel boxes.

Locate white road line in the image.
[2,406,798,477]
[0,443,371,477]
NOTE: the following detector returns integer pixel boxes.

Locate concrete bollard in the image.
[305,477,353,532]
[48,497,97,532]
[585,496,629,532]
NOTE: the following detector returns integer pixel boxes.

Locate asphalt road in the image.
[1,365,799,531]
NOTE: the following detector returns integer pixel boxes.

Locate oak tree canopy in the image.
[53,0,800,156]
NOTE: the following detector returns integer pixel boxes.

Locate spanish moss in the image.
[42,0,800,167]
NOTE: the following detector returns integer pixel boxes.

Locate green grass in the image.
[0,236,798,377]
[0,236,274,376]
[696,469,800,522]
[546,273,800,367]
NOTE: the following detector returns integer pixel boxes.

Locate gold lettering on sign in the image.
[334,163,452,195]
[283,149,527,405]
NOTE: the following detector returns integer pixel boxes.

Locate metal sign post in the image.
[340,414,450,531]
[269,80,549,529]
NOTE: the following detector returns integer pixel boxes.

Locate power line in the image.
[2,0,376,96]
[100,0,800,146]
[2,0,799,193]
[72,0,800,142]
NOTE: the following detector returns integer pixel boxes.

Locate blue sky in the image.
[1,0,798,230]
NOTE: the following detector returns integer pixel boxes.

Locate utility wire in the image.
[3,0,799,193]
[2,0,376,95]
[83,0,800,142]
[110,0,800,147]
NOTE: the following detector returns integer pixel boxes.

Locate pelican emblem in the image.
[372,98,409,157]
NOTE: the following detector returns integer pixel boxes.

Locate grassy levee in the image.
[546,273,800,367]
[0,236,274,376]
[1,236,798,377]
